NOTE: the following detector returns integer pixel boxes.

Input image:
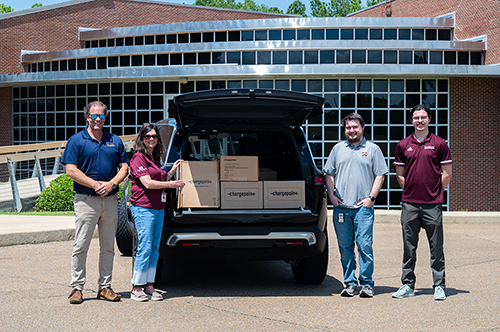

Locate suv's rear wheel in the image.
[116,197,135,256]
[291,236,328,285]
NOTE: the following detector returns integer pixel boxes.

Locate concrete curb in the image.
[0,210,498,247]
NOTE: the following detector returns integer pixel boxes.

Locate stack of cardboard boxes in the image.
[177,157,305,209]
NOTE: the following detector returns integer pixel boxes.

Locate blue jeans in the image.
[130,204,164,286]
[333,206,374,288]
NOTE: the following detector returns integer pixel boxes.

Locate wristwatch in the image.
[110,180,117,190]
[368,195,376,202]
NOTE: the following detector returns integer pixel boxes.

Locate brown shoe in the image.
[97,287,121,302]
[68,288,83,304]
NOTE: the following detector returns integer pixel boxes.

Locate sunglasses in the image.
[144,135,159,140]
[89,114,106,120]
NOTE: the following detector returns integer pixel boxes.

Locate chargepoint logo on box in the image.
[189,179,213,187]
[227,191,256,198]
[270,190,299,198]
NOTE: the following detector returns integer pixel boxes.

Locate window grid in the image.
[12,78,450,210]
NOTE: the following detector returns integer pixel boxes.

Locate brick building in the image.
[1,0,499,210]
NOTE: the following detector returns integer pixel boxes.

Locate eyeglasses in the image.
[144,135,159,140]
[89,114,106,120]
[412,116,428,121]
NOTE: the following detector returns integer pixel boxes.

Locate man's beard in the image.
[347,135,362,144]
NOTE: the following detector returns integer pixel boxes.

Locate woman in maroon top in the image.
[129,123,184,302]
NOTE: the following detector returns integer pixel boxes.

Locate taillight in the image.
[314,176,325,185]
[180,242,200,246]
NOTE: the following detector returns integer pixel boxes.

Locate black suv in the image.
[116,88,328,284]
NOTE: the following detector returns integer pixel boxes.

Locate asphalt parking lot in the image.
[1,221,499,331]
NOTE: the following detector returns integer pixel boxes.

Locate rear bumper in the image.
[166,231,317,246]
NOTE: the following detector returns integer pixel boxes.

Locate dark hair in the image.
[133,123,164,162]
[83,101,108,117]
[341,112,365,127]
[410,104,431,120]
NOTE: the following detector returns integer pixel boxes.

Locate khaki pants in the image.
[70,194,118,291]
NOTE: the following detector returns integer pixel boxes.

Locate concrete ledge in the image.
[0,229,76,247]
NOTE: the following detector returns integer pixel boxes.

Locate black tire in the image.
[291,236,329,285]
[115,196,134,256]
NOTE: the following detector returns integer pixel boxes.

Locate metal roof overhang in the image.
[1,64,499,86]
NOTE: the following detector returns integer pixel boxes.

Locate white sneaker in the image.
[434,286,446,301]
[392,284,415,299]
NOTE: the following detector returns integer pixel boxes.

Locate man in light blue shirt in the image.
[324,113,387,298]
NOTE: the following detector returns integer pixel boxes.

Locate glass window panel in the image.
[135,36,144,45]
[198,52,210,64]
[406,79,420,92]
[341,79,355,92]
[215,32,226,42]
[131,55,142,66]
[108,56,118,67]
[324,109,339,124]
[370,29,382,40]
[227,81,241,88]
[390,126,404,140]
[422,94,436,108]
[255,30,267,40]
[426,29,437,40]
[390,109,404,124]
[412,29,424,40]
[430,51,442,64]
[227,52,241,64]
[203,32,213,42]
[390,94,404,108]
[337,50,350,64]
[414,51,428,64]
[184,53,196,65]
[144,55,155,66]
[297,29,310,40]
[68,59,76,70]
[66,85,75,96]
[241,30,253,41]
[324,29,339,40]
[259,80,273,88]
[373,95,388,108]
[458,52,469,65]
[166,34,176,44]
[190,33,201,43]
[115,38,124,46]
[157,54,168,65]
[373,126,387,140]
[352,50,366,64]
[304,51,318,64]
[373,80,388,92]
[137,82,149,94]
[91,40,98,48]
[355,28,368,40]
[257,51,271,64]
[283,30,295,40]
[357,80,371,92]
[438,79,448,92]
[368,50,382,64]
[357,94,371,108]
[399,51,412,64]
[438,94,448,108]
[212,52,225,64]
[320,50,334,64]
[341,29,353,40]
[471,52,482,65]
[324,126,339,140]
[384,29,397,40]
[308,127,322,140]
[119,56,129,67]
[422,80,436,92]
[399,29,410,40]
[308,80,322,92]
[178,33,188,43]
[269,30,281,40]
[125,37,133,46]
[166,82,179,94]
[437,109,448,124]
[373,109,387,124]
[111,97,122,110]
[438,126,448,140]
[384,50,397,64]
[170,53,182,65]
[124,83,135,95]
[289,51,303,64]
[273,51,287,64]
[438,29,451,40]
[341,94,355,107]
[242,51,255,65]
[324,94,339,108]
[291,80,306,92]
[275,80,289,90]
[243,80,257,88]
[51,61,59,71]
[325,80,339,92]
[406,94,420,108]
[312,29,324,40]
[156,35,166,44]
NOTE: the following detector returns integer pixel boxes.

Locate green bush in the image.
[34,174,125,212]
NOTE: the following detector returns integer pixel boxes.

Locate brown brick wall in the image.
[449,77,500,211]
[0,0,293,75]
[351,0,500,64]
[0,87,12,147]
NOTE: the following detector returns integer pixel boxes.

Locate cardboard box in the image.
[177,161,219,208]
[263,181,305,209]
[219,156,258,182]
[259,168,278,181]
[220,181,263,209]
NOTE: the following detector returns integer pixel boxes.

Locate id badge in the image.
[338,212,344,223]
[161,192,167,203]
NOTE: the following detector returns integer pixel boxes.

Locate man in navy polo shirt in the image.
[324,113,387,298]
[392,104,452,301]
[62,101,129,305]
